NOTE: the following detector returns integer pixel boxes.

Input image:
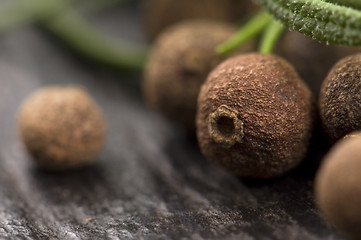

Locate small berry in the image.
[18,86,106,171]
[196,53,315,178]
[143,20,239,129]
[319,53,361,141]
[315,132,361,239]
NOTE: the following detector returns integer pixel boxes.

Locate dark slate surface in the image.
[0,4,349,240]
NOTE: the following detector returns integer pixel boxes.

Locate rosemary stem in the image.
[0,0,73,35]
[43,8,148,70]
[259,20,285,54]
[216,11,272,55]
[255,0,361,46]
[0,0,147,70]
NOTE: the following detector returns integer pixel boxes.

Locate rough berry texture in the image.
[18,86,106,171]
[319,53,361,141]
[143,20,237,129]
[315,132,361,239]
[196,53,315,178]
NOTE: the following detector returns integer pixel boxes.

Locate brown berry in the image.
[315,132,361,239]
[196,53,315,178]
[319,53,361,141]
[18,86,106,171]
[143,20,240,129]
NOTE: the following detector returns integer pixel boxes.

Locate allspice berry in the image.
[196,53,315,178]
[315,132,361,239]
[143,20,240,129]
[319,53,361,141]
[18,86,106,171]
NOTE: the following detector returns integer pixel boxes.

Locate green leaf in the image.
[259,20,285,54]
[255,0,361,46]
[216,11,272,55]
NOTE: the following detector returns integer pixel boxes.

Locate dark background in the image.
[0,2,348,239]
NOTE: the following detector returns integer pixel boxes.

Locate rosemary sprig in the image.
[216,11,272,55]
[0,0,73,34]
[0,0,147,70]
[255,0,361,46]
[44,9,148,70]
[258,20,284,54]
